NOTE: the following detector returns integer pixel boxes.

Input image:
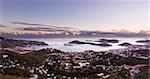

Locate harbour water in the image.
[17,37,147,52]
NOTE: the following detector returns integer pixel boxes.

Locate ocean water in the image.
[17,37,147,52]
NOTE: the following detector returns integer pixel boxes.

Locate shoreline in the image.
[1,36,149,53]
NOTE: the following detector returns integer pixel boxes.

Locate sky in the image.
[0,0,149,33]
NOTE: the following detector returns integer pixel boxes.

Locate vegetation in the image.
[0,50,43,65]
[0,74,27,79]
[2,67,30,78]
[123,57,149,65]
[117,69,131,79]
[136,69,149,79]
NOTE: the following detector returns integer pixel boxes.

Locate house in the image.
[30,74,38,79]
[97,73,104,77]
[2,54,8,58]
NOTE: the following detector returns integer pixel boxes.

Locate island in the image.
[69,40,112,46]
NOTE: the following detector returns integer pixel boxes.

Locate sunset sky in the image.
[0,0,149,33]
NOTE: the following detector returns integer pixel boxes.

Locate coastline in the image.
[0,37,149,79]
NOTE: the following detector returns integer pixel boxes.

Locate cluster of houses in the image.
[42,47,148,79]
[108,45,149,59]
[0,50,115,79]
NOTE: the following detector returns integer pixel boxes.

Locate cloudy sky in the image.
[0,0,149,33]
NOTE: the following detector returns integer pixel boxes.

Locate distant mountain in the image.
[138,30,150,35]
[0,23,149,38]
[112,29,134,33]
[0,30,149,38]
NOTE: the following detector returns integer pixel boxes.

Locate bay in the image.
[16,37,147,52]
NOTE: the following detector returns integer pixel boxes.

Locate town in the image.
[0,38,149,79]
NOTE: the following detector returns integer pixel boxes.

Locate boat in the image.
[64,43,73,46]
